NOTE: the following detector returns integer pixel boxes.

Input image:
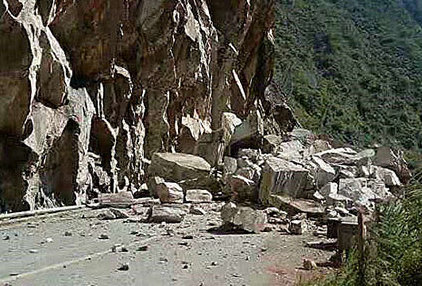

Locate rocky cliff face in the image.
[0,0,290,212]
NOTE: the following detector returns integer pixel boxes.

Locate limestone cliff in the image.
[0,0,294,212]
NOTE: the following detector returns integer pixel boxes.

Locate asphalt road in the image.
[0,205,334,286]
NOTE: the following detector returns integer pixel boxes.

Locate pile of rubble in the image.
[89,123,410,249]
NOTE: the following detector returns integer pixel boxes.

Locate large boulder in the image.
[230,110,264,151]
[227,175,258,202]
[372,167,401,187]
[148,153,219,192]
[275,140,304,161]
[374,147,411,183]
[338,178,390,207]
[262,136,303,159]
[307,156,336,188]
[220,202,267,233]
[259,156,314,204]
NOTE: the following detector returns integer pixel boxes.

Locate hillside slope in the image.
[275,0,422,149]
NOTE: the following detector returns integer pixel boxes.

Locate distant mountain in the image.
[274,0,422,149]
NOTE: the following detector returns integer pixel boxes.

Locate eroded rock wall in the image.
[0,0,281,212]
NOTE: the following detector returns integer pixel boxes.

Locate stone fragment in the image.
[112,244,128,253]
[319,182,338,198]
[275,140,304,161]
[132,197,160,207]
[289,220,305,235]
[313,191,324,201]
[147,177,165,197]
[288,128,314,141]
[307,156,336,188]
[185,189,212,203]
[156,182,184,204]
[262,135,284,154]
[230,111,264,148]
[260,156,314,203]
[337,165,358,179]
[303,139,333,157]
[98,192,134,208]
[327,192,353,208]
[374,146,411,183]
[228,175,258,202]
[148,205,187,223]
[98,234,109,240]
[223,156,238,177]
[117,263,129,271]
[190,207,206,215]
[269,196,325,217]
[264,207,287,218]
[303,258,317,270]
[109,208,129,219]
[237,149,261,162]
[372,167,401,187]
[313,148,359,165]
[220,202,267,233]
[137,245,149,252]
[97,209,117,220]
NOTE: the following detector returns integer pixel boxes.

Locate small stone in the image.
[29,249,38,254]
[97,209,117,220]
[112,244,128,253]
[178,241,189,246]
[182,235,194,239]
[190,207,206,215]
[211,261,218,266]
[3,235,10,240]
[45,237,53,243]
[109,208,129,219]
[64,231,72,237]
[98,234,109,240]
[137,245,149,251]
[183,264,189,269]
[118,263,129,271]
[159,257,168,263]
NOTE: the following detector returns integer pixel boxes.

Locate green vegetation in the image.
[274,0,422,149]
[274,3,422,283]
